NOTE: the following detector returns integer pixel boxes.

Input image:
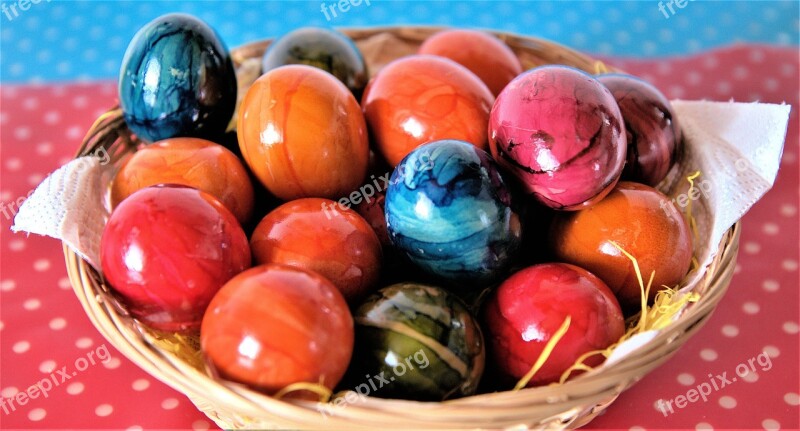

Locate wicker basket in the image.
[65,27,741,430]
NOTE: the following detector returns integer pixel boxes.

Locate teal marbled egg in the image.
[119,14,236,143]
[350,283,485,401]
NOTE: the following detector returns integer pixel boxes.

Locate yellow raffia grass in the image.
[513,316,572,390]
[273,380,332,402]
[593,60,609,74]
[555,243,700,384]
[685,171,702,241]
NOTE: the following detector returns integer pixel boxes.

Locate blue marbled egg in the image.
[385,140,522,286]
[119,14,236,143]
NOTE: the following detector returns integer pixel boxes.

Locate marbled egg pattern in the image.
[119,13,236,142]
[352,283,485,400]
[385,140,521,285]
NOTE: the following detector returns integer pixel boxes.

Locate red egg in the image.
[110,137,254,224]
[362,55,494,166]
[489,66,626,210]
[250,198,382,302]
[549,181,693,310]
[418,29,523,96]
[482,263,625,386]
[201,264,354,395]
[101,185,251,332]
[238,65,369,200]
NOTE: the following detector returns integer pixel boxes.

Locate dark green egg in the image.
[351,283,485,401]
[261,27,368,100]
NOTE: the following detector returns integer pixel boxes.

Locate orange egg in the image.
[110,137,254,224]
[549,181,693,310]
[362,55,494,167]
[418,29,523,96]
[250,198,382,303]
[237,65,369,200]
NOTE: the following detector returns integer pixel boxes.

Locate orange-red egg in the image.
[238,65,369,200]
[549,181,693,310]
[250,198,382,302]
[362,55,494,166]
[418,29,523,96]
[110,138,254,224]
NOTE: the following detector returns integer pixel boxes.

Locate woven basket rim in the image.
[64,26,742,430]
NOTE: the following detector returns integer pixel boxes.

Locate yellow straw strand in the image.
[593,60,609,74]
[685,171,702,241]
[513,316,571,391]
[273,382,332,402]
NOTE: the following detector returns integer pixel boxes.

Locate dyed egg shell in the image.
[119,14,236,143]
[262,27,368,100]
[110,137,254,224]
[238,65,369,200]
[362,55,494,167]
[489,65,626,210]
[201,264,353,395]
[351,283,485,400]
[385,140,521,285]
[597,74,682,186]
[101,185,250,332]
[549,181,693,310]
[482,263,625,386]
[418,29,523,96]
[250,198,382,303]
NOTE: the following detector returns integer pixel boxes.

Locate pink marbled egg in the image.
[488,66,626,210]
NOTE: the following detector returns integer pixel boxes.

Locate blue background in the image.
[0,0,798,83]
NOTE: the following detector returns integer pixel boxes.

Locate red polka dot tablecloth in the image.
[1,44,798,430]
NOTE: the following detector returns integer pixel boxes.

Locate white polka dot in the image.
[39,360,57,373]
[126,426,143,431]
[103,357,121,369]
[749,50,766,63]
[95,404,113,417]
[22,97,39,110]
[763,345,781,358]
[49,317,67,330]
[716,81,732,95]
[44,111,60,124]
[9,239,26,251]
[13,340,31,353]
[743,301,760,314]
[1,279,16,292]
[28,173,43,186]
[783,321,799,334]
[58,277,72,290]
[718,396,737,409]
[733,66,749,79]
[1,387,19,398]
[192,420,211,431]
[781,63,796,77]
[36,142,53,155]
[629,427,645,431]
[764,78,780,92]
[696,422,714,431]
[76,337,93,349]
[14,127,31,140]
[744,241,761,254]
[780,204,797,217]
[721,324,739,337]
[762,419,780,431]
[0,321,4,331]
[687,71,702,85]
[762,223,779,235]
[762,279,780,292]
[734,264,742,274]
[677,373,695,385]
[700,348,718,361]
[5,157,22,171]
[23,298,41,310]
[784,392,800,406]
[33,258,50,272]
[740,369,759,383]
[66,382,84,395]
[783,152,797,164]
[72,95,88,109]
[161,398,179,410]
[132,378,150,391]
[782,260,798,271]
[28,408,47,422]
[703,56,719,69]
[66,125,83,140]
[668,85,686,99]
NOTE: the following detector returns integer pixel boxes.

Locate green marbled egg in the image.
[351,283,485,400]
